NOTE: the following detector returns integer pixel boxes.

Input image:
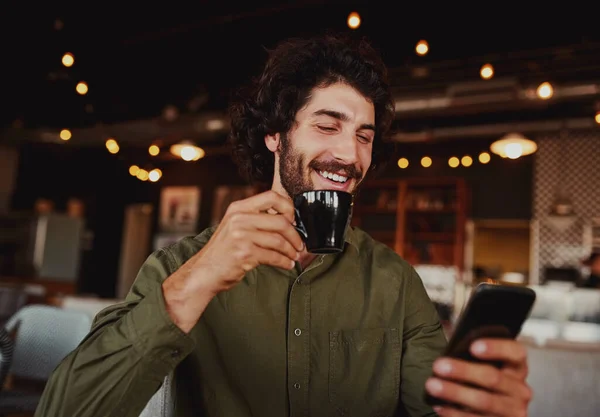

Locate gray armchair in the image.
[139,373,175,417]
[0,304,92,415]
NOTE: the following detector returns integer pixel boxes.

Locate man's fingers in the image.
[425,377,520,416]
[432,358,532,401]
[251,245,296,271]
[233,213,304,252]
[470,339,528,372]
[251,230,300,262]
[227,190,296,223]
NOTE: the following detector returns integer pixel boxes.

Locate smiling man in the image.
[36,34,532,417]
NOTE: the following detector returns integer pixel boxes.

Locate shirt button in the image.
[170,349,180,358]
[294,383,301,389]
[296,278,302,285]
[294,328,302,336]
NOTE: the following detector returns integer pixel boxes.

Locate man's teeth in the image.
[318,170,348,183]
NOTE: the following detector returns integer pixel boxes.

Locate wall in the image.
[473,224,531,275]
[531,131,600,283]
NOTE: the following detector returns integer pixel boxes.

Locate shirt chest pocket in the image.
[329,328,402,417]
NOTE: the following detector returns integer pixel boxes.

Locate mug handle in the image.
[293,208,308,241]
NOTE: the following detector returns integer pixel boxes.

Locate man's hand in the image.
[193,190,305,293]
[162,190,305,332]
[425,338,532,417]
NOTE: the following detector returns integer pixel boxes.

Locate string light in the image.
[415,40,429,56]
[448,157,459,168]
[59,129,71,141]
[148,168,162,182]
[76,81,88,95]
[479,152,491,164]
[105,138,119,154]
[62,53,74,67]
[347,12,361,29]
[461,156,473,167]
[536,82,553,99]
[480,63,494,80]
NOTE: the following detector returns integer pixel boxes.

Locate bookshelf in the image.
[352,177,468,270]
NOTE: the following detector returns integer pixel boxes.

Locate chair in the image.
[0,286,27,325]
[0,305,92,415]
[139,373,175,417]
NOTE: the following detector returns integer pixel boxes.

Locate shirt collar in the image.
[344,225,359,254]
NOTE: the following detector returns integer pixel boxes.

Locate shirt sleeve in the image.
[399,266,448,417]
[35,248,196,417]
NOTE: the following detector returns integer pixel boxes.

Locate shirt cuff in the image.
[125,284,196,373]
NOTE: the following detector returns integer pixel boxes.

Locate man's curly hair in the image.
[228,33,396,184]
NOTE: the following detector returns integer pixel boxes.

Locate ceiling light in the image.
[490,133,537,159]
[170,141,205,161]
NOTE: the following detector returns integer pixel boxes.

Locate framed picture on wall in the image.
[159,186,201,233]
[211,185,260,226]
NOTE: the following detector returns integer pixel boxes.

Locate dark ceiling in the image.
[2,3,599,143]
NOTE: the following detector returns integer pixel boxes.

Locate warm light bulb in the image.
[180,146,197,161]
[347,12,361,29]
[421,156,432,167]
[448,157,459,168]
[62,53,74,67]
[76,81,88,95]
[461,156,473,167]
[479,152,491,164]
[149,169,162,182]
[397,157,409,169]
[480,64,494,80]
[536,82,553,99]
[505,143,523,159]
[415,40,429,56]
[148,145,160,156]
[129,165,140,176]
[59,129,71,141]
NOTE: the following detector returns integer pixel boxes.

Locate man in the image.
[36,34,532,417]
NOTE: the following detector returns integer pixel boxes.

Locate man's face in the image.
[270,83,375,198]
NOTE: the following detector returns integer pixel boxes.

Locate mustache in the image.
[309,160,362,180]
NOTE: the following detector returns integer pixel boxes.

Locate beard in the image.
[278,133,364,198]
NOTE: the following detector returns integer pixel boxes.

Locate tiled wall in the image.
[531,131,600,283]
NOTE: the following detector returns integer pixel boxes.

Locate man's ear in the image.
[265,133,281,153]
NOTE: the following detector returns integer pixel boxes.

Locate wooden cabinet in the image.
[351,177,468,269]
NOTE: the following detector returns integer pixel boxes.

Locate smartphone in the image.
[425,282,537,407]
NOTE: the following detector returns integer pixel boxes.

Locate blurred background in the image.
[0,3,599,416]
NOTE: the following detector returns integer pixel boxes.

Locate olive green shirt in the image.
[35,226,446,417]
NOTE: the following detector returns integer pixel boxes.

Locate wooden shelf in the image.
[352,177,468,271]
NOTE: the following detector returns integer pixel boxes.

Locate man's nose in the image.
[331,132,360,164]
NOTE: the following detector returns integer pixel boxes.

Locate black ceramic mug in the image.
[292,190,353,254]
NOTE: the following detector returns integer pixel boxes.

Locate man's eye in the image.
[318,126,336,132]
[358,136,372,143]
